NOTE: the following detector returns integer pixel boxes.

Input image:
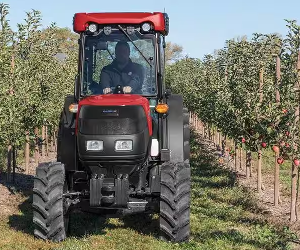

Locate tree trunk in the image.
[12,146,16,183]
[246,151,251,179]
[250,155,253,177]
[42,125,45,157]
[239,147,243,170]
[257,149,262,194]
[234,142,238,172]
[256,68,264,191]
[54,130,57,153]
[274,56,281,207]
[274,151,280,207]
[221,135,226,156]
[52,135,55,152]
[34,127,39,163]
[290,51,300,221]
[213,129,216,146]
[45,126,49,156]
[25,131,30,174]
[291,158,298,222]
[6,145,12,182]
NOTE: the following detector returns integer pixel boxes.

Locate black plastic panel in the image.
[57,95,76,171]
[78,105,147,135]
[90,177,103,206]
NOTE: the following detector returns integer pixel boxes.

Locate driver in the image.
[100,41,144,94]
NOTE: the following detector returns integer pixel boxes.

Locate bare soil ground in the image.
[0,151,57,217]
[237,164,292,225]
[0,141,297,225]
[213,138,300,240]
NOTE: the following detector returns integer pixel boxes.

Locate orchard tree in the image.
[165,41,184,64]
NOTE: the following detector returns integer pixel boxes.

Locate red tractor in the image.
[32,12,190,243]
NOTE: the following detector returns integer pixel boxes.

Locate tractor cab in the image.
[73,12,169,99]
[72,12,170,145]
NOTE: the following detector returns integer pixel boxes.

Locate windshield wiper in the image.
[117,25,152,68]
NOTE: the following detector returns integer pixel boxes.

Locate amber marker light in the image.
[69,103,78,113]
[155,103,169,114]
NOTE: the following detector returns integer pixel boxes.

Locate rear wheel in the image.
[32,162,69,242]
[159,107,191,242]
[159,162,191,242]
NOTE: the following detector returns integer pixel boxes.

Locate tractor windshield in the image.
[82,28,156,96]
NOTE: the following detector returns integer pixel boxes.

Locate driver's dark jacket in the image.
[100,59,144,94]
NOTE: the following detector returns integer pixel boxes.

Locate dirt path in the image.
[237,164,292,225]
[0,139,297,226]
[0,151,57,217]
[209,137,300,236]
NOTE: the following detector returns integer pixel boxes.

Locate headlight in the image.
[115,140,133,151]
[86,140,103,151]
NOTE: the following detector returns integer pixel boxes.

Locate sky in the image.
[5,0,300,59]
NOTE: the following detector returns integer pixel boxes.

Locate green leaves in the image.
[0,3,78,149]
[166,19,300,155]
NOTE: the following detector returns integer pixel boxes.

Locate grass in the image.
[0,130,298,250]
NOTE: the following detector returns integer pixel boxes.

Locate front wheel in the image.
[32,162,69,242]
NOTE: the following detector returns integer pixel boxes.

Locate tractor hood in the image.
[79,94,150,107]
[76,94,152,136]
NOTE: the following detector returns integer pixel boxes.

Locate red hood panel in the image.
[77,94,152,136]
[79,94,149,106]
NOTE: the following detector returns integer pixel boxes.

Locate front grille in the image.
[78,105,147,135]
[79,118,147,135]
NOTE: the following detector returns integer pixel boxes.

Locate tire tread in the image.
[32,161,67,242]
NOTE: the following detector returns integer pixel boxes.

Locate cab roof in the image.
[73,12,168,35]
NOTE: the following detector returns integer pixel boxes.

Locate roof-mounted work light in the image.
[141,22,151,32]
[88,23,97,32]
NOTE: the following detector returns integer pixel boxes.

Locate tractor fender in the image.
[165,94,189,163]
[57,95,76,171]
[61,95,76,128]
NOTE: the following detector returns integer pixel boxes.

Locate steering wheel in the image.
[113,85,124,94]
[105,85,131,94]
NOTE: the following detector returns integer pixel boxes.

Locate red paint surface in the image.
[73,12,165,33]
[76,94,152,135]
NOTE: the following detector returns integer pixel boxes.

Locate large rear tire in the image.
[32,162,69,242]
[159,107,191,242]
[159,162,191,242]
